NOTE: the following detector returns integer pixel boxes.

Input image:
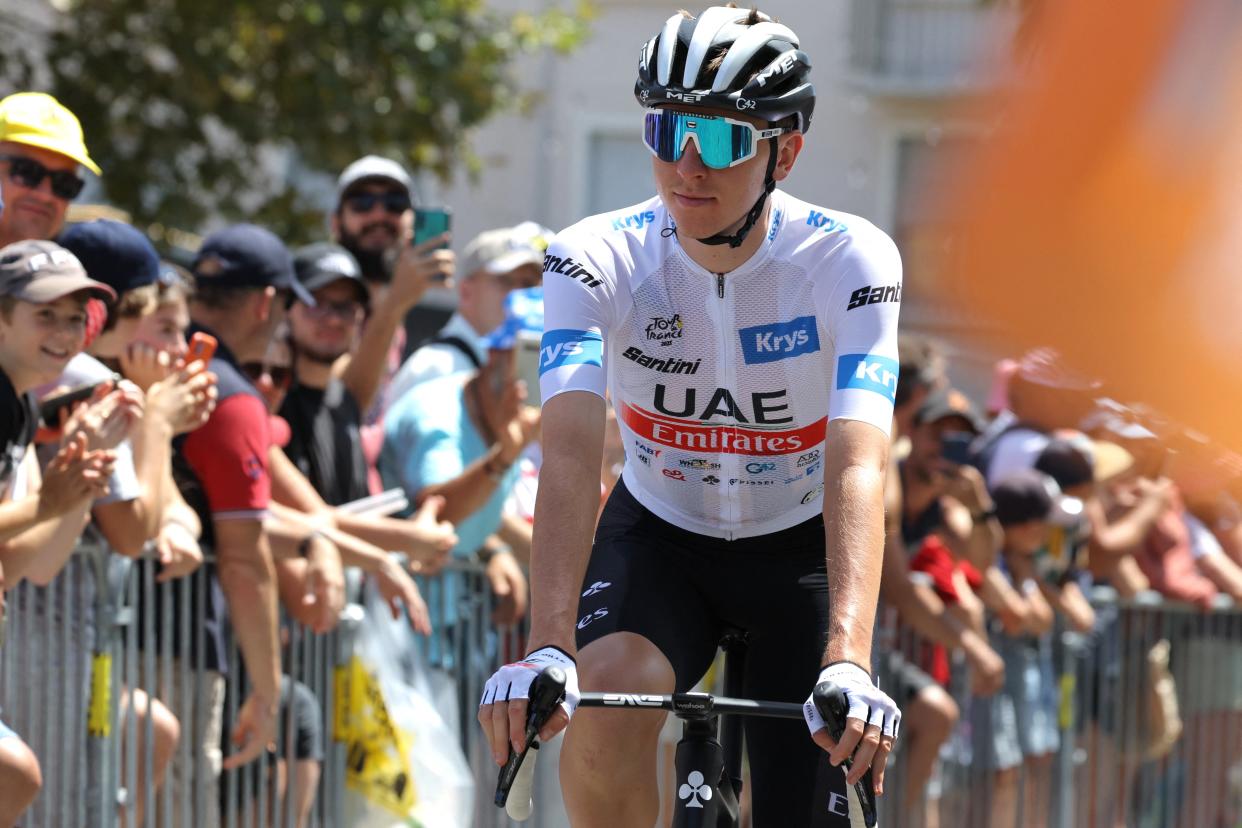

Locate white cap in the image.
[336,155,413,203]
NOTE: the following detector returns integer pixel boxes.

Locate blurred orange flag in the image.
[945,0,1242,450]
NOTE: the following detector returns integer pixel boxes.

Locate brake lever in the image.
[813,681,878,828]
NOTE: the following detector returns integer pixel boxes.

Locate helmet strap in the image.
[695,136,780,249]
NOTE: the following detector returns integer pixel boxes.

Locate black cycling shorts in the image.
[576,477,867,827]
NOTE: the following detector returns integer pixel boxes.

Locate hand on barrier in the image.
[485,550,528,627]
[407,495,455,574]
[478,646,578,767]
[804,662,900,792]
[375,556,432,635]
[154,521,203,582]
[301,533,346,634]
[222,691,278,771]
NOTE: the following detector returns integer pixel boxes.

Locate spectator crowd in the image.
[0,89,1238,828]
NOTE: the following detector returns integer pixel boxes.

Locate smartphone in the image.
[514,330,542,407]
[940,431,975,466]
[38,377,116,428]
[187,331,218,366]
[413,207,452,251]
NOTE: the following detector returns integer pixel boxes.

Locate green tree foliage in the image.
[0,0,591,242]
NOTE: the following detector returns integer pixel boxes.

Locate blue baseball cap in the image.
[483,286,544,350]
[192,223,314,306]
[58,219,160,298]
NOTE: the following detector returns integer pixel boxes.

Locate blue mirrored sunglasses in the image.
[642,109,787,170]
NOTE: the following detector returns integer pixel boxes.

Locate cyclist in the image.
[479,5,902,825]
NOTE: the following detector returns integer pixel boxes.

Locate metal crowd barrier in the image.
[0,540,360,828]
[869,588,1242,828]
[6,540,1240,828]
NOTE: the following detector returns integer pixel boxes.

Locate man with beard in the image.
[328,156,453,471]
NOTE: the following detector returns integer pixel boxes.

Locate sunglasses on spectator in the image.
[303,299,363,321]
[0,154,86,200]
[342,191,411,215]
[241,361,293,390]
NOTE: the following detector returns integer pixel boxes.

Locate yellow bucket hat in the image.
[0,92,101,175]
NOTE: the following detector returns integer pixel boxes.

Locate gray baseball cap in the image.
[460,222,553,279]
[0,240,116,303]
[336,155,414,203]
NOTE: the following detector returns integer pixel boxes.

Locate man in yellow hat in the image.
[0,92,100,248]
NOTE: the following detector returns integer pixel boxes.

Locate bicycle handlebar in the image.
[494,667,878,826]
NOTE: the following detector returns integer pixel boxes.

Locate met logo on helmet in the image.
[754,53,798,88]
[836,354,899,402]
[666,91,706,103]
[739,316,821,365]
[539,329,604,374]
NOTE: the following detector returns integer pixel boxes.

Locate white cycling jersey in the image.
[538,190,901,539]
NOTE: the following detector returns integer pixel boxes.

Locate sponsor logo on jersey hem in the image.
[836,354,899,402]
[621,403,827,456]
[623,346,699,375]
[739,316,821,364]
[796,449,821,467]
[542,254,602,288]
[847,284,901,310]
[662,468,686,480]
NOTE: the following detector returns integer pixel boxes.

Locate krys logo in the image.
[739,316,820,365]
[836,354,899,402]
[612,210,657,231]
[646,314,684,346]
[540,329,604,374]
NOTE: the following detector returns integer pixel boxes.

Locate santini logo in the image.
[543,254,602,289]
[837,354,899,402]
[739,316,821,365]
[539,329,604,374]
[622,346,699,375]
[847,284,901,310]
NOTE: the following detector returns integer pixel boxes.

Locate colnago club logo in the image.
[540,329,603,374]
[836,354,899,402]
[679,770,713,809]
[846,283,902,311]
[739,316,821,365]
[622,345,700,375]
[542,253,602,289]
[646,314,684,346]
[702,475,720,485]
[620,385,826,456]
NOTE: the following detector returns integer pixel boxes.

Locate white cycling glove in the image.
[803,662,901,741]
[479,645,580,720]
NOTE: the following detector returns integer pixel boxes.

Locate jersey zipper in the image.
[713,271,737,540]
